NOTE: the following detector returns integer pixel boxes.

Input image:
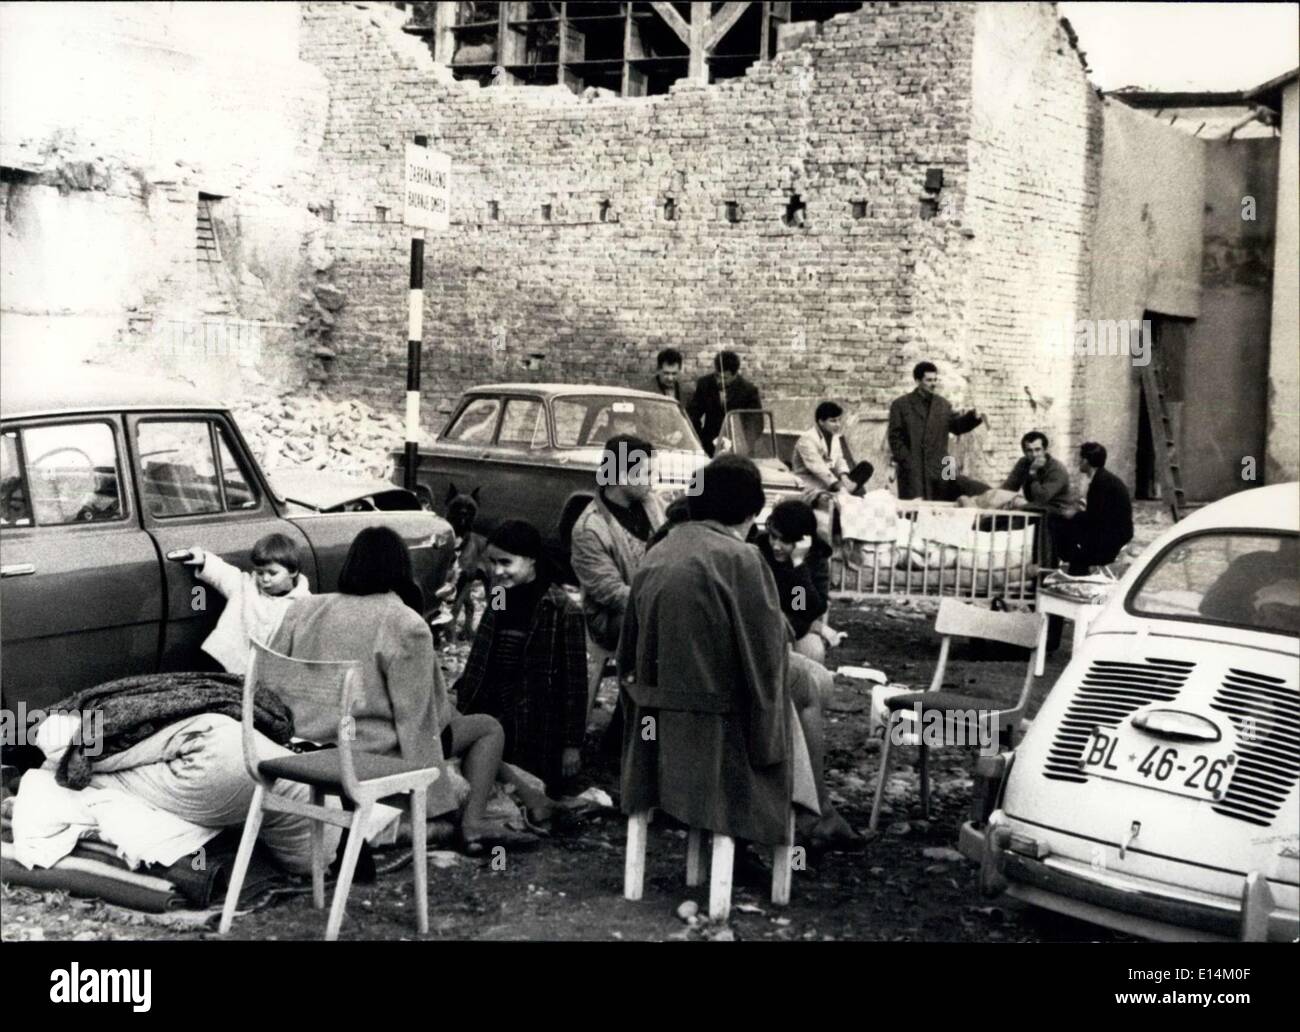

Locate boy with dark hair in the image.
[182,532,311,674]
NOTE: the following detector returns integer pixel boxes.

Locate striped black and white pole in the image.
[403,133,427,491]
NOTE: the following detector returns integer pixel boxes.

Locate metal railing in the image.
[830,501,1042,603]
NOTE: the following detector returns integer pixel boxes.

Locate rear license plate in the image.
[1080,729,1236,802]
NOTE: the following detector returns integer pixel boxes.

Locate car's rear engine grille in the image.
[1209,667,1300,828]
[1043,658,1194,782]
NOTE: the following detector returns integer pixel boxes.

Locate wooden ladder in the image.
[1139,363,1189,521]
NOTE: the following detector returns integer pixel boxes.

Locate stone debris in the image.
[921,847,966,864]
[230,387,435,483]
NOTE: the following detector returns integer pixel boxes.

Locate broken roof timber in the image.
[1243,66,1300,110]
[1109,89,1248,109]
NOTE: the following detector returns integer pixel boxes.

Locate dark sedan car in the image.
[1,366,455,706]
[394,383,804,552]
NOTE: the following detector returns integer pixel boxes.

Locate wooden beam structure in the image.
[420,2,779,96]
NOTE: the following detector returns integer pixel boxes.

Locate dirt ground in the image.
[1,598,1131,943]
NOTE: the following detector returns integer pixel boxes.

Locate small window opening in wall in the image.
[375,204,389,222]
[783,194,807,228]
[663,196,678,222]
[725,201,740,224]
[1,166,36,184]
[598,200,611,223]
[540,203,553,222]
[920,197,939,220]
[851,199,867,220]
[488,200,499,221]
[196,192,225,263]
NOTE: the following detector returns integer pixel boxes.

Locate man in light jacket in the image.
[792,400,873,497]
[570,435,668,739]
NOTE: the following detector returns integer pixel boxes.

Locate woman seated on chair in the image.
[270,526,544,852]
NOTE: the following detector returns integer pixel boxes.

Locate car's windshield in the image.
[1129,531,1300,636]
[553,395,702,454]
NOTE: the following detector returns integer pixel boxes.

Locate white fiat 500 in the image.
[960,483,1299,941]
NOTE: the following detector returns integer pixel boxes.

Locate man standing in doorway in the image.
[887,361,983,501]
[688,350,762,457]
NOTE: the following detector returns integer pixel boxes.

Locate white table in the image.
[1034,589,1111,675]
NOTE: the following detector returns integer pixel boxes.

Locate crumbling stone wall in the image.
[0,2,329,395]
[301,1,1097,482]
[961,1,1102,486]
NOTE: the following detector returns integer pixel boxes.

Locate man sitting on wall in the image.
[792,401,874,499]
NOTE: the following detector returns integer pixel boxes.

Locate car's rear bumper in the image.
[959,819,1299,942]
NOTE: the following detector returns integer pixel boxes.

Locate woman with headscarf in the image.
[454,519,589,791]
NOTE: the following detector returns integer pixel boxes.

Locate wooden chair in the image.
[219,641,441,941]
[624,810,796,923]
[868,598,1045,831]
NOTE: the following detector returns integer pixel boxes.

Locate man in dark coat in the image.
[687,350,763,456]
[1050,441,1133,575]
[887,360,983,501]
[618,455,794,845]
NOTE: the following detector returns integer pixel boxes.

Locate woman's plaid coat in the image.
[454,582,589,787]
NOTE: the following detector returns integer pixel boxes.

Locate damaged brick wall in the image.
[960,1,1102,485]
[0,2,329,394]
[301,1,1097,481]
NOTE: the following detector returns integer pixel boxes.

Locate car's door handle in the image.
[1,563,36,578]
[478,452,491,460]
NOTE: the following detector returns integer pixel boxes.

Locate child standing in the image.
[183,533,311,674]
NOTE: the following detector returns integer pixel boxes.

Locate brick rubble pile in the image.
[231,388,433,482]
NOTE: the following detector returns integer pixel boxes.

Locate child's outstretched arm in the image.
[185,547,246,600]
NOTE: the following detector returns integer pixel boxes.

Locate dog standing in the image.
[444,483,491,640]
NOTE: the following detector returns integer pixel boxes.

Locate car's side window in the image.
[552,399,590,448]
[1,431,32,527]
[444,398,500,444]
[498,398,544,447]
[137,421,222,518]
[217,426,259,510]
[13,422,124,526]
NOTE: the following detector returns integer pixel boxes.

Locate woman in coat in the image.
[270,526,541,851]
[618,456,797,846]
[454,519,589,791]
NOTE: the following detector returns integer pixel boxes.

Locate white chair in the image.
[869,598,1044,831]
[219,641,441,941]
[624,809,795,923]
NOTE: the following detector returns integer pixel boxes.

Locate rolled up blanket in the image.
[47,672,293,790]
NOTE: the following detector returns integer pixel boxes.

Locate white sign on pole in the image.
[404,143,450,232]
